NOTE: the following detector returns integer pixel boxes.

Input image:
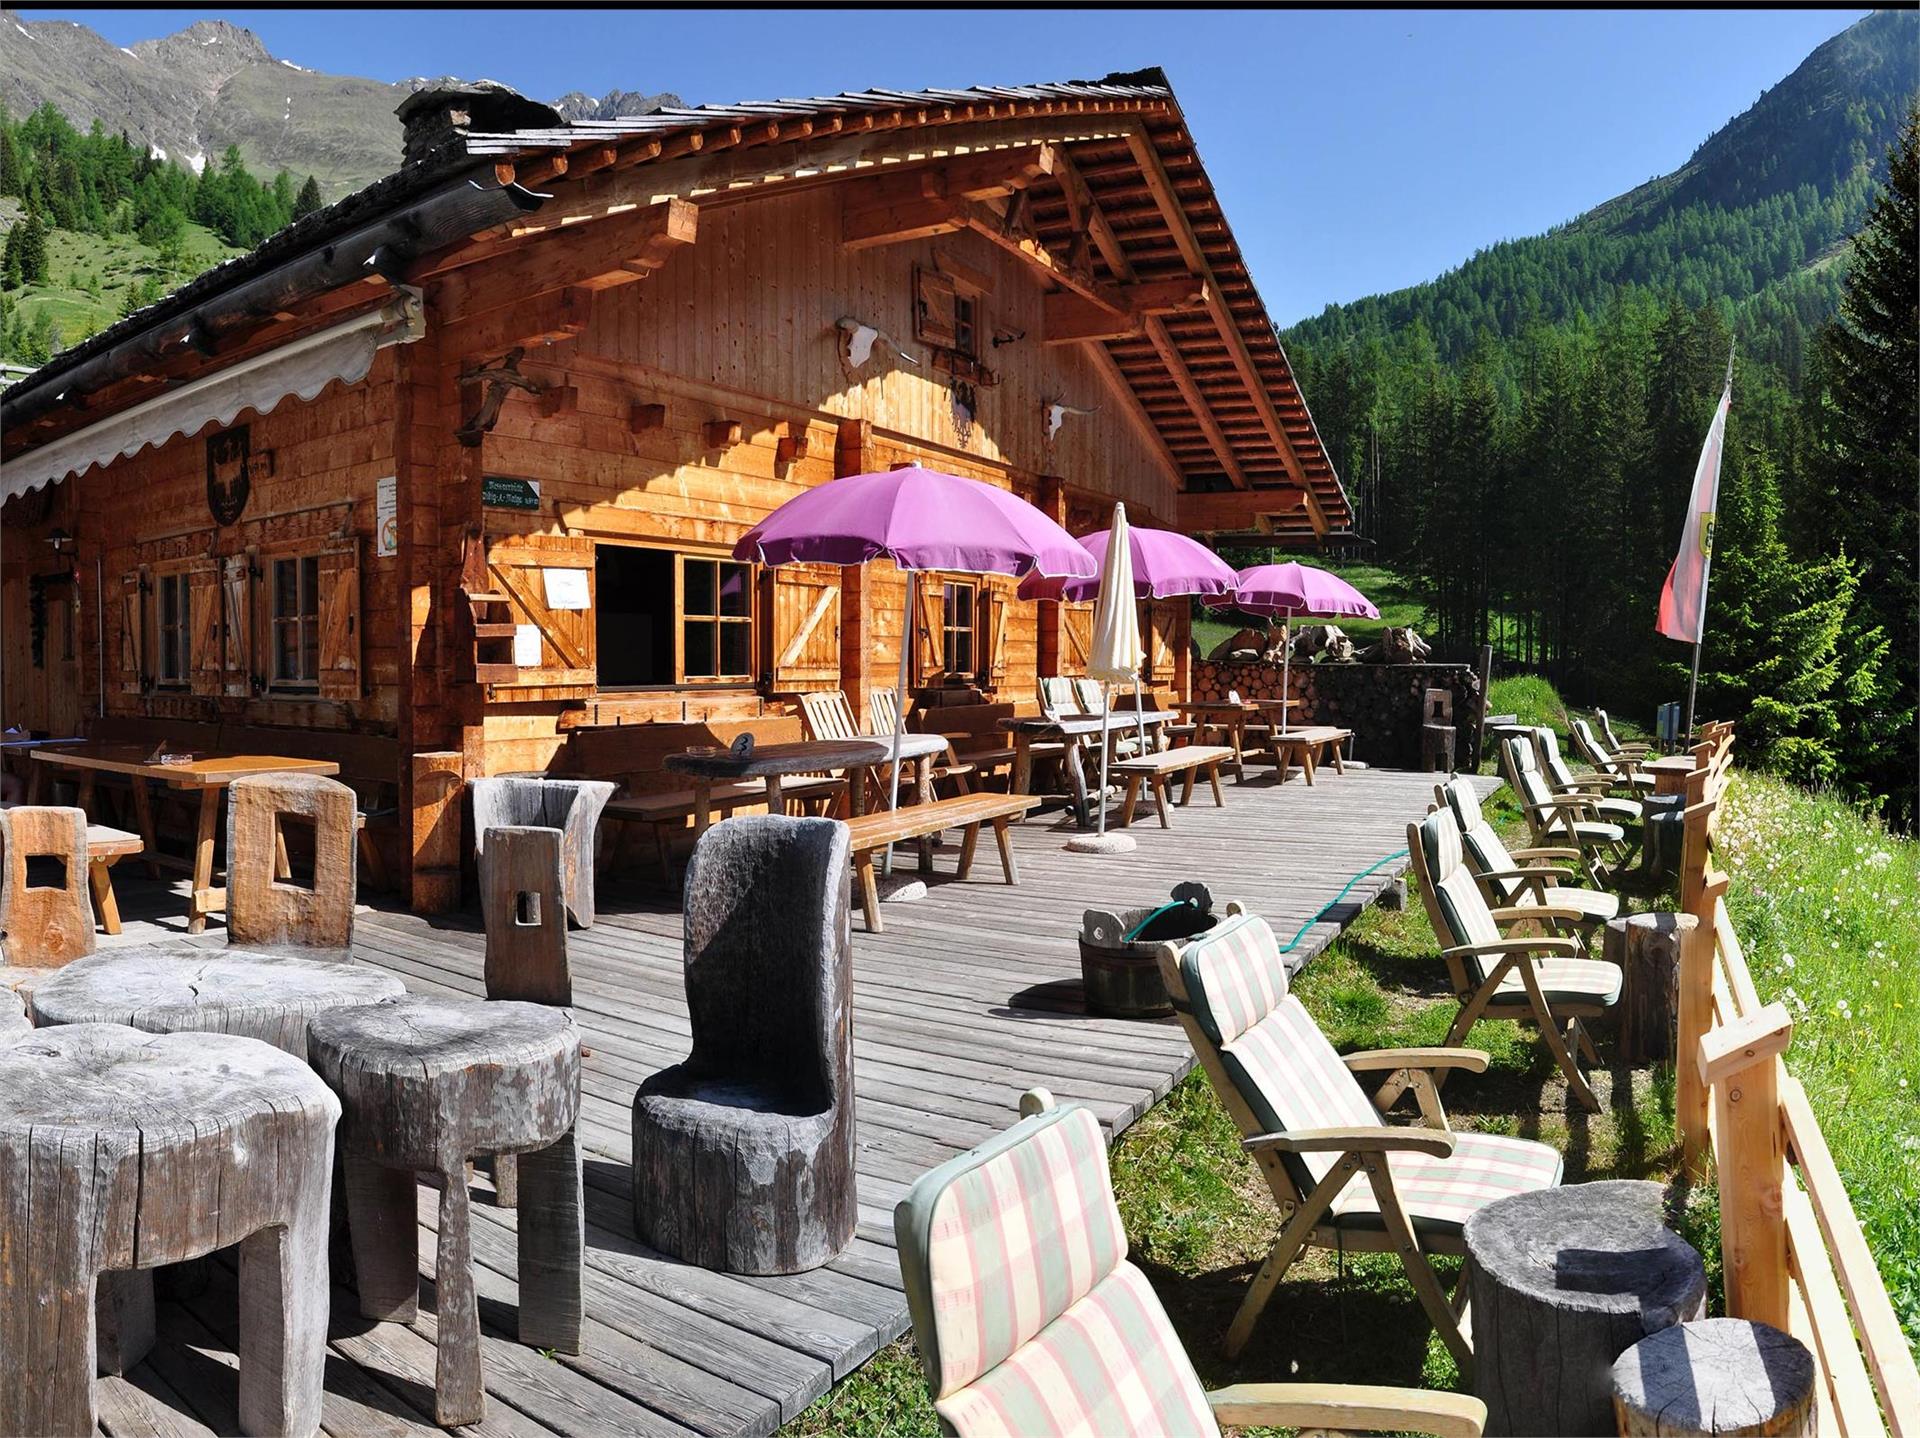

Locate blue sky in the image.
[22,6,1869,324]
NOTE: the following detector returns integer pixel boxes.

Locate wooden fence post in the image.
[1677,765,1715,1175]
[1698,1003,1793,1331]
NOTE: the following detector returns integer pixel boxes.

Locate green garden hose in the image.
[1121,849,1411,952]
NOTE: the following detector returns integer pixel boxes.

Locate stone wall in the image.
[1194,659,1484,771]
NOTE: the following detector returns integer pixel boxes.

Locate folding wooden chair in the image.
[1432,776,1619,935]
[1531,726,1645,820]
[868,688,980,795]
[1569,717,1657,793]
[1594,709,1653,761]
[1154,909,1562,1367]
[1499,734,1633,887]
[1409,808,1622,1113]
[896,1085,1486,1437]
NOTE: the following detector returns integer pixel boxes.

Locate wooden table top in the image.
[1001,713,1172,737]
[1172,699,1262,715]
[664,735,947,779]
[30,744,340,787]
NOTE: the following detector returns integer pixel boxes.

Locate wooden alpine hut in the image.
[0,69,1349,906]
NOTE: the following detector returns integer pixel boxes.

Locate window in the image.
[952,291,978,360]
[941,580,976,677]
[596,544,756,689]
[270,555,320,688]
[155,573,189,686]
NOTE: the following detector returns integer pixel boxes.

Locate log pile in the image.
[1194,658,1483,770]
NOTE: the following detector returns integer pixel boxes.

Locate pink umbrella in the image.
[735,465,1094,868]
[1014,525,1237,603]
[1213,562,1379,733]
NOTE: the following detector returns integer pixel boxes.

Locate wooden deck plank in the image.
[76,765,1483,1437]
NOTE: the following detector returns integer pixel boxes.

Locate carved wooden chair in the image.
[1570,717,1657,793]
[1432,776,1618,936]
[469,776,615,928]
[632,815,855,1273]
[227,772,357,959]
[1155,909,1561,1368]
[1499,734,1633,887]
[1408,807,1622,1113]
[896,1086,1486,1437]
[0,806,96,968]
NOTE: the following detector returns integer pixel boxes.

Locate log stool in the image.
[1611,1319,1815,1436]
[1604,912,1696,1066]
[0,805,96,966]
[306,995,582,1427]
[30,947,405,1055]
[1465,1179,1707,1436]
[0,1024,337,1438]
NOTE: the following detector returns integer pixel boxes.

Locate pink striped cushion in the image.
[1219,995,1381,1181]
[1178,912,1288,1045]
[1331,1131,1563,1236]
[922,1106,1128,1396]
[934,1261,1217,1438]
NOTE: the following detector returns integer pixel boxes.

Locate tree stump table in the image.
[1604,913,1696,1065]
[306,995,582,1427]
[1465,1179,1708,1436]
[29,947,405,1055]
[0,1023,337,1438]
[1611,1319,1816,1436]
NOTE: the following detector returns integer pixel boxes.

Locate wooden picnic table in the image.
[663,734,949,839]
[1171,699,1276,781]
[999,712,1172,827]
[30,744,339,934]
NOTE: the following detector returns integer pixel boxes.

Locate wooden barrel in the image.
[1080,893,1221,1019]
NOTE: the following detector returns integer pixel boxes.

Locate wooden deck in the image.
[65,763,1484,1437]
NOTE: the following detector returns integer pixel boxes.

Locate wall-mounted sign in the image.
[482,475,541,511]
[542,567,589,610]
[375,477,398,557]
[206,424,252,526]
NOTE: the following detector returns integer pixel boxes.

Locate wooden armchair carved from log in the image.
[480,823,572,1209]
[470,776,615,928]
[227,772,358,959]
[631,814,856,1274]
[0,806,96,967]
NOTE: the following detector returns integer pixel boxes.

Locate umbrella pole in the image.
[1097,682,1112,835]
[1133,672,1147,753]
[883,570,912,878]
[1280,615,1292,735]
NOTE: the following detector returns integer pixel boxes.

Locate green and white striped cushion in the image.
[1486,956,1623,1009]
[933,1261,1216,1438]
[900,1103,1129,1398]
[1177,912,1289,1046]
[1220,993,1382,1183]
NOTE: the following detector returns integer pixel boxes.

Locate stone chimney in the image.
[395,80,566,168]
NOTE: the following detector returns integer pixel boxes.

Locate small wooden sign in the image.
[482,476,541,511]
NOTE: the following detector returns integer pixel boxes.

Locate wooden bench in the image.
[1269,726,1354,785]
[1111,745,1234,828]
[603,775,847,883]
[84,823,144,935]
[843,792,1041,933]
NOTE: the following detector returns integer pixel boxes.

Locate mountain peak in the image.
[552,89,686,122]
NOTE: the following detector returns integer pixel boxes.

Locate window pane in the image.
[719,621,752,677]
[595,546,676,687]
[276,622,298,681]
[275,559,298,617]
[684,559,716,618]
[718,562,750,617]
[300,557,320,618]
[684,620,716,678]
[161,577,179,626]
[302,616,318,681]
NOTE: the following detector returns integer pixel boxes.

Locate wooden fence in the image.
[1674,723,1918,1436]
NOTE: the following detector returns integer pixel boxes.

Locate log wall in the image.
[1194,658,1483,770]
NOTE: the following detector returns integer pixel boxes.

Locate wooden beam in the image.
[1178,488,1306,533]
[1054,146,1134,284]
[438,285,594,358]
[1145,316,1247,488]
[840,195,969,249]
[1125,126,1325,529]
[1041,277,1207,345]
[1081,341,1186,497]
[430,198,697,321]
[839,145,1058,250]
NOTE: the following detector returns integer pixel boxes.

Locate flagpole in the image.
[1683,342,1736,741]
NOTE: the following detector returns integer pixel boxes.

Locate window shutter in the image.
[189,564,222,696]
[222,551,255,695]
[1144,602,1179,684]
[118,568,147,694]
[1060,602,1094,676]
[485,536,596,695]
[317,537,362,700]
[769,566,841,691]
[982,586,1010,686]
[912,579,944,682]
[914,267,958,350]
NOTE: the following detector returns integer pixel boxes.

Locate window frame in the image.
[593,541,759,694]
[267,552,322,692]
[940,578,978,679]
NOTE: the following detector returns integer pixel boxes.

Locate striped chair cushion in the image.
[1573,819,1626,844]
[933,1261,1216,1438]
[1330,1131,1563,1237]
[1486,955,1623,1008]
[904,1105,1128,1397]
[1418,811,1503,952]
[1520,885,1619,924]
[1177,912,1289,1046]
[1219,994,1381,1185]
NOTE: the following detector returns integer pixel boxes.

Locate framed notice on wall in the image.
[376,477,398,556]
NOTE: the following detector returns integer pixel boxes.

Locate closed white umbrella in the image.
[1080,503,1143,844]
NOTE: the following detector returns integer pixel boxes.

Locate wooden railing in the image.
[1674,724,1918,1436]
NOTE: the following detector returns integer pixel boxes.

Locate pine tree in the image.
[293,173,322,220]
[10,210,49,285]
